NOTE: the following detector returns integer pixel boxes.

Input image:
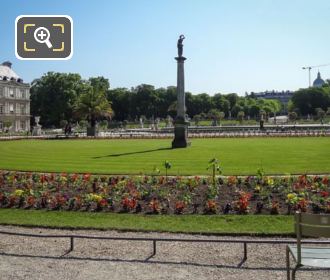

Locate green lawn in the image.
[0,138,329,175]
[0,209,294,235]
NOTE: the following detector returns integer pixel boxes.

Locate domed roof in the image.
[313,71,325,88]
[0,61,20,80]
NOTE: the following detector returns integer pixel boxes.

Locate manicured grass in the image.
[0,138,329,175]
[0,209,294,235]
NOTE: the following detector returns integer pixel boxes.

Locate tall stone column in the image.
[172,55,189,148]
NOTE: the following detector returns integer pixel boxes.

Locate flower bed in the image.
[0,170,329,215]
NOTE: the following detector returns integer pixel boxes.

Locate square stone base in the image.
[172,124,189,148]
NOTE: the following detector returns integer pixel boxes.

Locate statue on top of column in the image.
[177,34,185,57]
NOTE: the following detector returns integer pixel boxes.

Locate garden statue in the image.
[32,116,42,136]
[139,117,144,129]
[155,118,160,131]
[177,34,185,57]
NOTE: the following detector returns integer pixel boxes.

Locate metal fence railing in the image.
[1,230,330,266]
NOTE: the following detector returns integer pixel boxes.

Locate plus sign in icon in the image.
[16,15,73,60]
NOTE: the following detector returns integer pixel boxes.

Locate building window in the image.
[20,89,25,99]
[0,104,3,114]
[20,121,25,130]
[9,88,14,98]
[16,89,21,99]
[0,87,3,97]
[20,104,25,115]
[0,121,3,130]
[9,103,14,113]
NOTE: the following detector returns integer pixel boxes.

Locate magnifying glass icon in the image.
[34,27,53,48]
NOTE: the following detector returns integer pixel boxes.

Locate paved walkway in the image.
[0,225,329,280]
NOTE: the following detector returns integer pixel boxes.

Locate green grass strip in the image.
[0,209,294,236]
[1,138,329,175]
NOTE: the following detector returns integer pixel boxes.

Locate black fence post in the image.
[70,236,74,252]
[153,240,157,256]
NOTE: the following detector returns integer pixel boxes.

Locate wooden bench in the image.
[286,212,330,279]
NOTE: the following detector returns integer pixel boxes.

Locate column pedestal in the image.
[172,56,189,148]
[172,119,189,148]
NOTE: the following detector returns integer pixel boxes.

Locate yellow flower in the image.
[87,193,103,203]
[255,185,261,192]
[14,189,24,197]
[267,178,274,186]
[287,193,296,200]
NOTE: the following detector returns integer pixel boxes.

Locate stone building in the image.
[253,90,293,113]
[0,61,30,132]
[312,71,325,88]
[253,90,293,104]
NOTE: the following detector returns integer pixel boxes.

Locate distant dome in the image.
[313,71,325,88]
[0,61,20,80]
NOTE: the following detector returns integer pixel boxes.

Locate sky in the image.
[1,0,330,95]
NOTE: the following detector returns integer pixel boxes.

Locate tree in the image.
[219,111,225,125]
[315,108,326,124]
[208,109,222,126]
[288,111,297,122]
[192,114,201,126]
[3,120,12,132]
[74,85,113,136]
[107,88,131,120]
[30,72,85,127]
[326,107,330,116]
[291,87,330,116]
[237,111,245,124]
[89,76,110,92]
[267,99,282,122]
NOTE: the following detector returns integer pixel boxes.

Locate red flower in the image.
[121,197,137,210]
[40,174,46,183]
[175,201,185,214]
[237,192,251,213]
[298,199,308,212]
[71,173,78,182]
[149,198,160,213]
[26,196,36,207]
[206,200,217,213]
[322,177,329,185]
[320,191,329,198]
[99,198,108,207]
[83,173,91,182]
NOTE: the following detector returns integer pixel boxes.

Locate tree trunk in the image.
[87,117,97,136]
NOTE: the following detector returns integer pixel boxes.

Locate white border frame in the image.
[15,15,73,60]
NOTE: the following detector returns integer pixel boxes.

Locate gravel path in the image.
[0,225,329,280]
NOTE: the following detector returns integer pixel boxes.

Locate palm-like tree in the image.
[74,87,113,136]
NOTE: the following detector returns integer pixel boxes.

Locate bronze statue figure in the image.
[177,34,185,57]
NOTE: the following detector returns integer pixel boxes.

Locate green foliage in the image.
[207,158,221,187]
[291,87,330,116]
[30,71,286,126]
[109,86,282,121]
[74,85,113,129]
[288,111,297,121]
[256,167,265,180]
[315,108,326,121]
[3,121,12,129]
[0,209,294,235]
[237,111,245,123]
[164,160,172,179]
[30,72,111,128]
